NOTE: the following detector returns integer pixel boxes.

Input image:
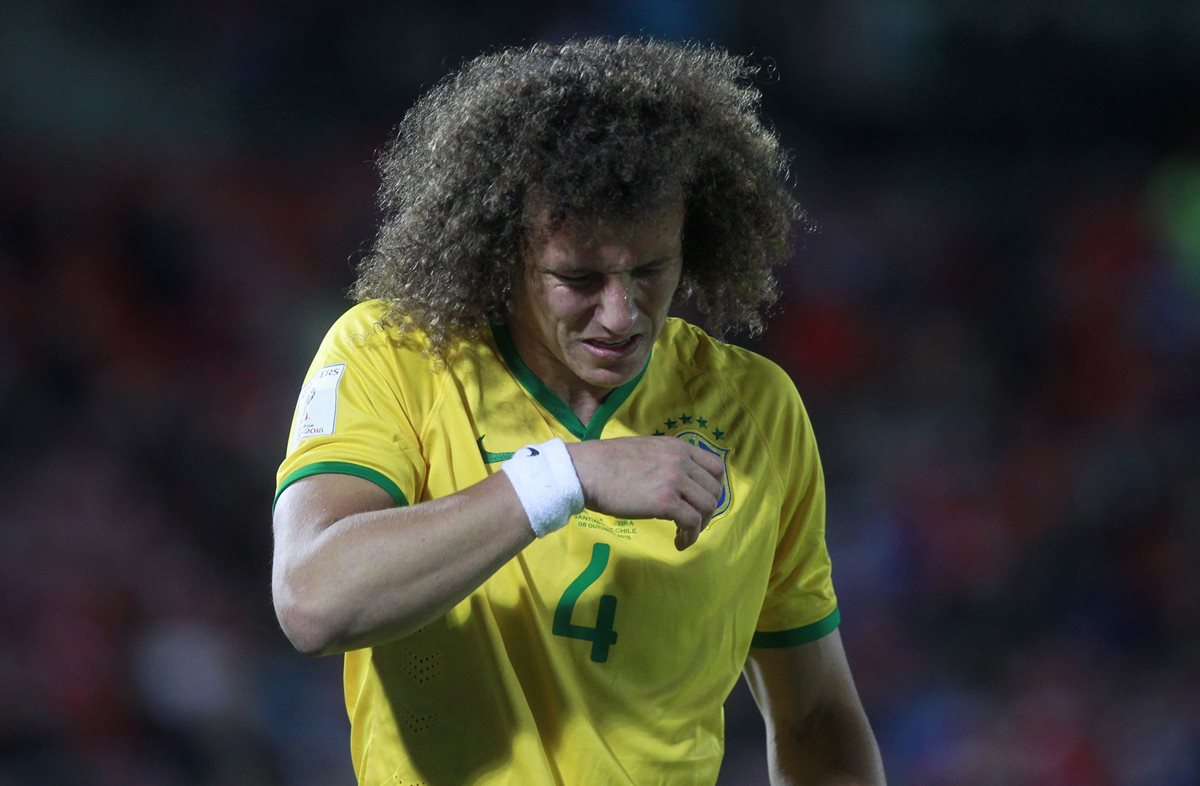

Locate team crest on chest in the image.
[653,414,733,520]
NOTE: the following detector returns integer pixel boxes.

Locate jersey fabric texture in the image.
[276,300,840,786]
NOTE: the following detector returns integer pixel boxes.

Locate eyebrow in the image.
[538,256,679,275]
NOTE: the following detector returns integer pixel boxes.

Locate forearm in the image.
[744,635,885,786]
[273,471,534,655]
[766,700,885,786]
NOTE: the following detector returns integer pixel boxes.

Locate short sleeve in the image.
[751,371,839,647]
[274,304,428,510]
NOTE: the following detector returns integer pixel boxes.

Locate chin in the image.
[576,361,641,390]
[563,339,650,391]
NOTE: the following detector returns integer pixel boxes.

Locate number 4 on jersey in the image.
[553,543,618,663]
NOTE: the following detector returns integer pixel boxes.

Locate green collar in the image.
[490,323,650,440]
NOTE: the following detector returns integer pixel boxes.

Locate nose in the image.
[595,276,638,334]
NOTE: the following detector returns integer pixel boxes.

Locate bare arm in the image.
[743,631,885,786]
[272,469,533,655]
[271,436,724,656]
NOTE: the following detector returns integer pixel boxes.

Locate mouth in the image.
[581,335,641,359]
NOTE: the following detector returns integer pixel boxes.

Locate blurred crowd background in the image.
[2,2,1198,784]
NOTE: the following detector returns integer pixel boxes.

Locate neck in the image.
[561,389,605,429]
[506,326,610,427]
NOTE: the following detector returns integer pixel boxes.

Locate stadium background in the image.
[2,2,1198,784]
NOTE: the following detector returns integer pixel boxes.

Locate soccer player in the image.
[272,38,885,785]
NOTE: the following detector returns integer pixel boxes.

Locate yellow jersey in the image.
[276,301,839,786]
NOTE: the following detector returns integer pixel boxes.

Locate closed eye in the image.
[554,272,599,285]
[633,263,666,278]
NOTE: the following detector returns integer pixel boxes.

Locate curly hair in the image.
[352,37,804,354]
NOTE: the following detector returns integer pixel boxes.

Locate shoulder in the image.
[315,300,455,373]
[301,302,490,433]
[320,300,422,352]
[304,301,452,408]
[655,318,800,404]
[655,319,815,461]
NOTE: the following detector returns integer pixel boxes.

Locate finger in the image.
[679,456,722,507]
[675,526,692,551]
[677,475,719,520]
[674,523,701,551]
[671,499,705,532]
[686,443,726,481]
[670,500,709,552]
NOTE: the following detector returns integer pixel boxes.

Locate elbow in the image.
[273,581,343,657]
[276,608,335,657]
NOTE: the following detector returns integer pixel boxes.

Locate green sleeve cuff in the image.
[750,607,841,648]
[274,461,410,511]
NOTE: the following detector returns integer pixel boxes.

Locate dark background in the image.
[2,2,1198,784]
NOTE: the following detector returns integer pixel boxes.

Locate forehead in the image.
[524,201,685,258]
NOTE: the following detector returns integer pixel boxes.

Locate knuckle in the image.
[656,488,677,508]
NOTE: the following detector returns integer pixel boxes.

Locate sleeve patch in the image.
[293,363,346,446]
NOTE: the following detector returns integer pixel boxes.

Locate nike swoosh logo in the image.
[477,435,515,464]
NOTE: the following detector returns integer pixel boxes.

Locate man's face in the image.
[509,202,684,401]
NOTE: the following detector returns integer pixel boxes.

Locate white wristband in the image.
[500,437,585,537]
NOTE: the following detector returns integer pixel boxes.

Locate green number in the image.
[553,542,618,663]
